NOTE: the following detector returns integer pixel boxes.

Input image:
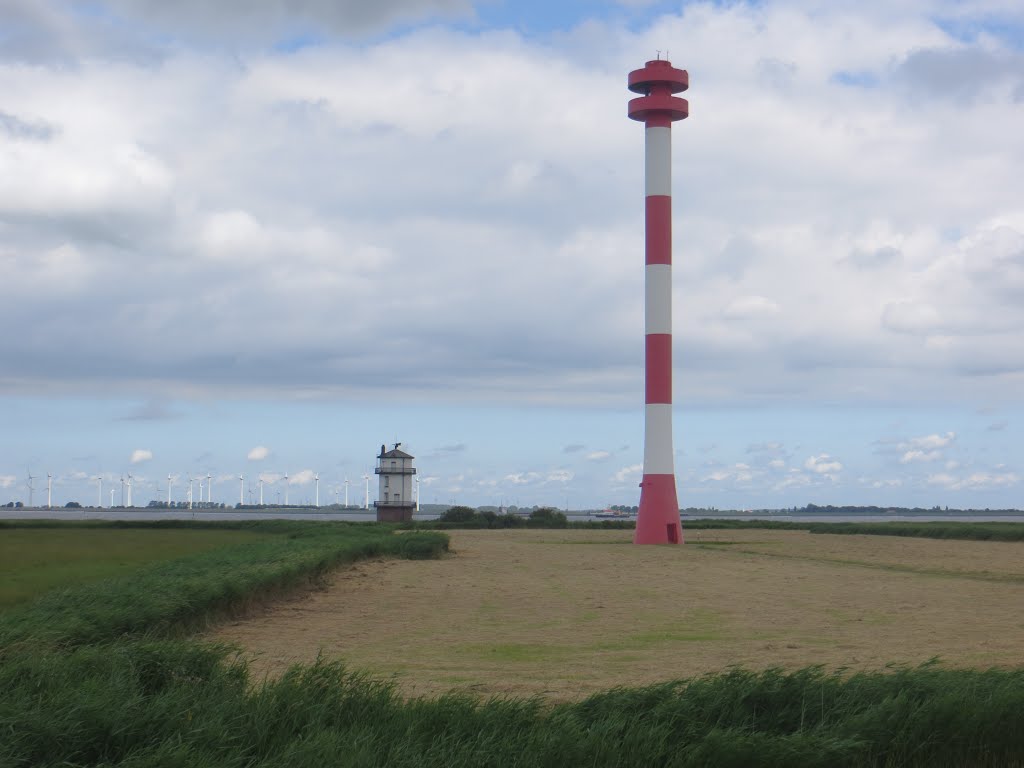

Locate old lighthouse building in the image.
[374,443,416,522]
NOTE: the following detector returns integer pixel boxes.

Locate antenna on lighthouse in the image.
[627,56,688,545]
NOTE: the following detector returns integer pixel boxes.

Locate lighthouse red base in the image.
[634,473,682,544]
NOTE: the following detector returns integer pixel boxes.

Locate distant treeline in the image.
[676,504,1024,516]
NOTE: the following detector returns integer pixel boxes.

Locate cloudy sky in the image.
[2,0,1022,510]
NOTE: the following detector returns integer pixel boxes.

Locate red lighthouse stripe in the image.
[645,333,672,404]
[645,195,672,265]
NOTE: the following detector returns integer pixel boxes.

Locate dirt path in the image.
[208,529,1024,700]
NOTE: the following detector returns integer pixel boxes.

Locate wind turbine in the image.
[198,476,204,506]
[344,478,350,508]
[96,476,103,508]
[187,474,194,510]
[314,473,320,508]
[284,473,289,506]
[259,475,264,505]
[120,475,125,507]
[167,474,173,506]
[207,473,213,503]
[47,473,53,509]
[110,488,115,507]
[415,476,421,512]
[238,474,244,506]
[126,474,133,508]
[26,472,35,508]
[362,474,370,510]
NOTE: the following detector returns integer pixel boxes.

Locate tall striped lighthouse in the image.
[628,58,688,545]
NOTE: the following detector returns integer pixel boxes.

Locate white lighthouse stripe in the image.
[645,126,672,197]
[645,264,672,335]
[643,404,675,475]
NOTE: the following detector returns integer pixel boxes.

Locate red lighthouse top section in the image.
[628,59,689,124]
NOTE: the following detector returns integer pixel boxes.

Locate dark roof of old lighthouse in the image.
[379,442,414,459]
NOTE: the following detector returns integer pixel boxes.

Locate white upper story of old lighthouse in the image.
[374,442,416,522]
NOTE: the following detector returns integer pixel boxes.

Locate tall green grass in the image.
[0,527,281,610]
[2,648,1022,767]
[804,520,1024,542]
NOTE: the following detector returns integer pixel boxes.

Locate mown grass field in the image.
[3,520,1023,766]
[0,526,278,609]
[215,528,1024,700]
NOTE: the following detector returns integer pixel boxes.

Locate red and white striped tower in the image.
[628,58,688,545]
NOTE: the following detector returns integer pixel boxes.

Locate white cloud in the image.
[289,469,315,485]
[130,449,153,464]
[504,472,540,485]
[0,475,16,489]
[900,449,942,464]
[702,463,754,483]
[546,469,573,483]
[927,471,1019,491]
[586,450,611,461]
[99,0,474,41]
[0,3,1021,410]
[895,432,956,464]
[909,432,956,450]
[865,478,903,489]
[613,464,642,484]
[774,472,811,491]
[247,446,270,461]
[722,295,780,320]
[804,455,842,475]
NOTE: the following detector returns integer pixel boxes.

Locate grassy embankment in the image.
[405,512,1024,542]
[685,519,1024,542]
[2,520,1023,766]
[0,524,280,610]
[590,519,1024,542]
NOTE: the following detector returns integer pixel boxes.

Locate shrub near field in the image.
[2,521,1024,766]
